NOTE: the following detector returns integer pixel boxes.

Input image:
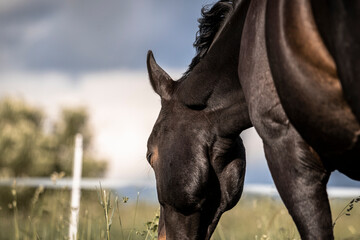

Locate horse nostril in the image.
[147,152,153,164]
[147,146,158,166]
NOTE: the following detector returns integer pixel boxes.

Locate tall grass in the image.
[0,184,159,240]
[0,184,359,240]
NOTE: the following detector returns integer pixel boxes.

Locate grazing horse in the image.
[146,0,360,239]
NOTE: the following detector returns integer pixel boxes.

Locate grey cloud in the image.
[0,0,205,73]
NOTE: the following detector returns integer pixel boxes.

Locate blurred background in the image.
[0,0,358,197]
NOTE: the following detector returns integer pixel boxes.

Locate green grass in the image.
[0,184,359,240]
[0,184,159,240]
[212,195,360,240]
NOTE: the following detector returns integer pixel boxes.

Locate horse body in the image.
[311,0,360,124]
[146,0,360,239]
[266,0,360,180]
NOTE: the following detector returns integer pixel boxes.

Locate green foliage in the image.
[142,212,160,240]
[0,97,107,178]
[0,98,44,177]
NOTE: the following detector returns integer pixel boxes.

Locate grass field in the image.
[0,183,359,240]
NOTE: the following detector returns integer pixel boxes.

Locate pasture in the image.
[0,184,359,240]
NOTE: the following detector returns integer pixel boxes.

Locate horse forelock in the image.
[183,0,235,77]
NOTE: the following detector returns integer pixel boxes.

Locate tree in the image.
[0,97,107,178]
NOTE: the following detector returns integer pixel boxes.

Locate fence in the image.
[0,177,359,198]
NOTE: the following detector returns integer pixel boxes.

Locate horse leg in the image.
[262,126,333,239]
[239,0,333,237]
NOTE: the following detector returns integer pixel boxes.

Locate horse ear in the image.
[147,50,174,100]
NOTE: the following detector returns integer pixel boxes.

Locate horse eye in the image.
[186,104,207,111]
[146,152,153,164]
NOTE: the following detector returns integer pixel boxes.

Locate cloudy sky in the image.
[0,0,356,187]
[0,0,206,73]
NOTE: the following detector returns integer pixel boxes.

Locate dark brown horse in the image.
[146,0,360,239]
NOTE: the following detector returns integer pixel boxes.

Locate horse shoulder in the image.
[266,0,360,155]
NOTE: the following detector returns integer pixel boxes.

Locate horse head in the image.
[146,51,247,240]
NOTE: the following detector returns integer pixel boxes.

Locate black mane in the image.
[184,0,235,77]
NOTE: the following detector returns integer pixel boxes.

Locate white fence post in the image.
[69,134,83,240]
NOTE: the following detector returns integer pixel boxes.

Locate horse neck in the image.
[176,0,252,133]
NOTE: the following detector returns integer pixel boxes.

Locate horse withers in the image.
[146,0,360,239]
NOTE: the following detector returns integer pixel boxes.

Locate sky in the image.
[0,0,206,73]
[0,0,357,187]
